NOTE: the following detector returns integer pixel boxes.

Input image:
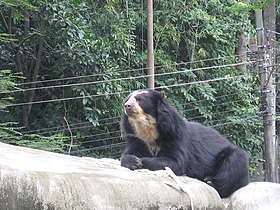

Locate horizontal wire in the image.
[266,29,280,36]
[68,97,257,134]
[1,49,266,155]
[212,115,263,128]
[2,114,263,153]
[69,142,125,154]
[183,93,239,105]
[74,111,261,145]
[8,90,128,107]
[186,107,265,123]
[8,74,249,107]
[156,74,248,90]
[17,91,253,135]
[17,52,255,86]
[62,112,263,143]
[209,110,263,125]
[187,109,238,121]
[19,108,260,142]
[26,120,120,136]
[78,136,121,144]
[75,132,121,142]
[183,99,255,113]
[11,61,253,93]
[24,95,261,137]
[21,116,121,134]
[69,114,264,154]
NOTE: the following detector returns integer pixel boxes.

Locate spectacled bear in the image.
[120,89,249,198]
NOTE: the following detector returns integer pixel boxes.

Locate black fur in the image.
[120,89,249,198]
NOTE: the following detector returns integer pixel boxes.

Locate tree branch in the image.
[64,116,74,155]
[16,32,44,48]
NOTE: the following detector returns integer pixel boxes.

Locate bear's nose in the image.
[124,102,135,116]
[124,102,132,111]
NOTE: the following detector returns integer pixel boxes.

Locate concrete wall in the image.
[0,142,279,210]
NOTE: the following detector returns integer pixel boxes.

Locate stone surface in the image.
[1,142,280,210]
[225,182,280,210]
[0,143,223,210]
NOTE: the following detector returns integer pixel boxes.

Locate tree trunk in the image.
[236,32,247,74]
[236,0,249,74]
[262,0,277,183]
[22,35,44,128]
[256,1,277,183]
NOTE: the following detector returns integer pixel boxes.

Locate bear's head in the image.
[123,89,166,152]
[123,89,176,141]
[124,89,164,119]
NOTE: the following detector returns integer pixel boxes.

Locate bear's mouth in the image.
[124,108,139,117]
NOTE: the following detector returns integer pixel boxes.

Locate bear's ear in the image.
[160,91,165,99]
[156,93,175,134]
[157,90,165,101]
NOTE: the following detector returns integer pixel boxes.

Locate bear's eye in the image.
[135,96,143,102]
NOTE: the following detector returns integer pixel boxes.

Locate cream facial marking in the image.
[124,90,148,116]
[129,115,160,156]
[124,90,160,156]
[128,114,158,142]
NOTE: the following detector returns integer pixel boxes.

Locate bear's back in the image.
[180,121,232,177]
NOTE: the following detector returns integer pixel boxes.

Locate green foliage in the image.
[249,0,276,10]
[0,33,17,42]
[0,70,18,109]
[0,0,38,9]
[0,131,75,153]
[0,122,22,138]
[0,69,72,153]
[8,133,74,153]
[151,0,263,174]
[0,69,20,143]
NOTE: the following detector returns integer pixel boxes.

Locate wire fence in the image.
[4,52,261,155]
[1,37,279,179]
